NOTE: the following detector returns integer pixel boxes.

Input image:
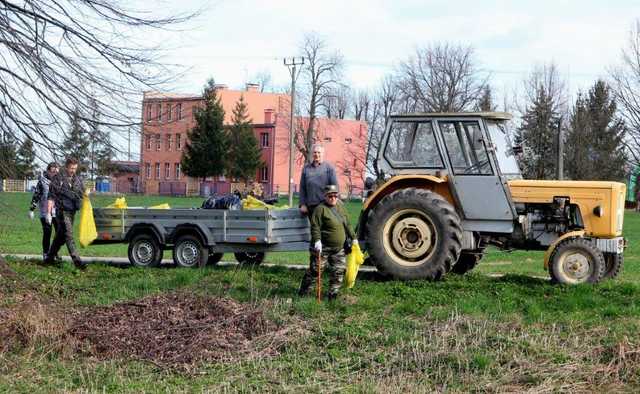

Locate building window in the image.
[176,133,182,149]
[155,134,161,151]
[145,134,151,150]
[164,163,170,179]
[166,134,172,151]
[156,104,161,121]
[260,166,268,182]
[146,105,152,122]
[167,104,172,121]
[345,137,352,144]
[176,103,182,120]
[324,137,332,143]
[145,163,151,179]
[155,163,160,179]
[353,158,357,167]
[343,169,351,176]
[260,132,269,148]
[192,106,198,120]
[175,163,181,179]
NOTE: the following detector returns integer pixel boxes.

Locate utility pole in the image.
[557,117,564,180]
[284,57,304,207]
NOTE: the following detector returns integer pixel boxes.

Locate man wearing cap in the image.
[299,144,337,217]
[298,184,357,300]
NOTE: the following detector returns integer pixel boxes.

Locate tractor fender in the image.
[543,230,586,269]
[357,175,452,241]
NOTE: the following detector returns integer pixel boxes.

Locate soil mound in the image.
[70,293,296,366]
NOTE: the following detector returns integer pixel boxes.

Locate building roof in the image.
[111,160,140,174]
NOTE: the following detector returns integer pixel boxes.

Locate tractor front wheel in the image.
[549,238,605,284]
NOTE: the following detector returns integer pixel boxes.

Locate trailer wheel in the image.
[549,238,605,284]
[128,234,163,268]
[451,248,486,275]
[173,235,208,268]
[366,188,462,280]
[603,253,623,280]
[234,252,265,266]
[207,252,224,266]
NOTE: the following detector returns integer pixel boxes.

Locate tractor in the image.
[357,112,626,284]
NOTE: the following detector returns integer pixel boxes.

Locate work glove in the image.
[28,210,35,220]
[314,240,322,253]
[352,239,359,246]
[45,214,52,225]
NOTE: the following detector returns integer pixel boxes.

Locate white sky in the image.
[162,0,640,101]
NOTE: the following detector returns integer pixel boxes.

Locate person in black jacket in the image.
[44,158,86,270]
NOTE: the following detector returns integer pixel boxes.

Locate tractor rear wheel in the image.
[207,252,224,266]
[602,253,623,280]
[549,238,605,284]
[366,188,462,280]
[451,248,486,275]
[234,252,265,266]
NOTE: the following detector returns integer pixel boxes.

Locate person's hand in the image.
[352,239,359,246]
[28,210,34,220]
[300,204,308,215]
[314,240,322,253]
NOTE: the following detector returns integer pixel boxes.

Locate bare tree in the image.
[353,89,371,121]
[322,84,350,119]
[252,70,273,93]
[396,43,488,112]
[0,0,197,170]
[296,33,345,163]
[610,20,640,166]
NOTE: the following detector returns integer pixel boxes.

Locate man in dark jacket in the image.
[299,144,337,217]
[44,158,86,270]
[298,185,356,301]
[29,162,59,260]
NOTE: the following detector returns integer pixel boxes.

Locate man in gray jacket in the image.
[299,144,338,217]
[29,162,59,260]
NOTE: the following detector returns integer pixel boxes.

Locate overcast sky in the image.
[162,0,640,102]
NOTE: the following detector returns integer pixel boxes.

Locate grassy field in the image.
[2,192,640,392]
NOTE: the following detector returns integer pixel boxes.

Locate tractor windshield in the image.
[383,121,444,168]
[486,122,521,178]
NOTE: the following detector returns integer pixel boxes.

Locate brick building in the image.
[140,84,366,197]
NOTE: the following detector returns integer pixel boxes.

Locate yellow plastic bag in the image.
[78,193,97,248]
[344,243,365,289]
[242,195,274,210]
[149,203,170,209]
[106,197,127,209]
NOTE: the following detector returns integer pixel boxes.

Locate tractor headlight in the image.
[617,192,625,233]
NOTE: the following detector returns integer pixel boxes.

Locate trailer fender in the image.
[126,223,165,245]
[171,223,214,246]
[543,230,586,269]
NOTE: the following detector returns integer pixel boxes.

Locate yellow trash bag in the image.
[78,193,98,248]
[106,197,127,209]
[344,243,365,289]
[242,195,274,210]
[149,203,170,209]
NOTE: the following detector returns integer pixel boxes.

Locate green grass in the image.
[2,192,640,391]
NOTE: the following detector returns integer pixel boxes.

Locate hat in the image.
[324,184,339,195]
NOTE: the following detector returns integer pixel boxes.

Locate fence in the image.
[1,179,96,193]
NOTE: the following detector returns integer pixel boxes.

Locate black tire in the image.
[173,235,208,268]
[451,249,485,275]
[366,188,463,280]
[234,252,265,266]
[207,252,224,266]
[128,234,163,268]
[549,238,605,284]
[603,253,623,280]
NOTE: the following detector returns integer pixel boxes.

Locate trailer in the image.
[92,206,310,267]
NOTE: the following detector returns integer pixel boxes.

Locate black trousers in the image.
[40,217,53,256]
[48,212,80,262]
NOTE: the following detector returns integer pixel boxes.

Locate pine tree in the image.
[565,93,592,180]
[62,108,90,174]
[476,85,496,112]
[15,139,37,179]
[587,80,626,181]
[0,133,18,179]
[515,87,561,179]
[181,79,229,181]
[227,95,263,185]
[86,98,114,178]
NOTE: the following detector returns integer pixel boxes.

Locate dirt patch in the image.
[69,293,300,366]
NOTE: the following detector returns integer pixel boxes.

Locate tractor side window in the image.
[440,121,493,175]
[384,121,443,168]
